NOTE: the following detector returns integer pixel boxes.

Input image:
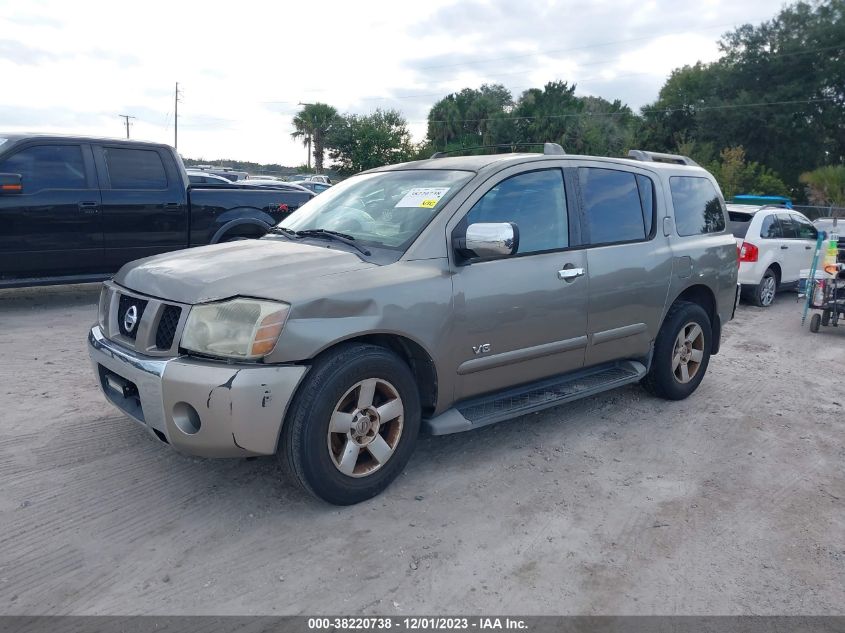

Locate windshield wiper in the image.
[295,229,372,256]
[268,226,299,238]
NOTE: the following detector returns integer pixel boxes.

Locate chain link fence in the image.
[793,205,845,220]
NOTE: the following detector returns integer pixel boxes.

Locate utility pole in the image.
[118,114,135,139]
[174,82,183,150]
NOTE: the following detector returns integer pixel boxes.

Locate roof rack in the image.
[627,150,699,167]
[430,142,565,159]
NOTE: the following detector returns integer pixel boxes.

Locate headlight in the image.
[181,298,290,360]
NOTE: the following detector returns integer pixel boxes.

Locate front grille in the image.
[156,305,182,349]
[117,295,149,340]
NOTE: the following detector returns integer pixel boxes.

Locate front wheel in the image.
[280,343,421,505]
[642,301,712,400]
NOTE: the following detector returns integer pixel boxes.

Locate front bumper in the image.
[87,326,308,457]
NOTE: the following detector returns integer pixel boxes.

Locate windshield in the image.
[278,169,473,250]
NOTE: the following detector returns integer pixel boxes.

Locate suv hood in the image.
[114,238,376,304]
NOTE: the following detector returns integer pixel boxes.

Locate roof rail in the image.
[627,150,699,167]
[430,142,565,159]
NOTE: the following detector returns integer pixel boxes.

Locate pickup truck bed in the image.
[0,134,313,287]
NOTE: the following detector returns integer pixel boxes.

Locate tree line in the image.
[291,0,844,204]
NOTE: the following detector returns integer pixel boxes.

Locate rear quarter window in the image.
[670,176,726,236]
[760,214,782,239]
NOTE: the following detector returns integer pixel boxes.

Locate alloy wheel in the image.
[760,275,776,306]
[672,322,705,384]
[327,378,404,478]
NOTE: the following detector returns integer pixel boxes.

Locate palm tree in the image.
[291,103,339,173]
[800,165,845,208]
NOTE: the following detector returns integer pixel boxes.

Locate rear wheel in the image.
[752,268,778,307]
[822,310,831,327]
[280,343,420,505]
[643,301,712,400]
[810,313,821,333]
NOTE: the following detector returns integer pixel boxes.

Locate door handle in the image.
[780,245,789,249]
[78,201,99,214]
[805,245,812,250]
[164,202,182,210]
[558,267,585,281]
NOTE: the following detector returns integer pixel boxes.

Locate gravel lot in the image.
[1,284,843,615]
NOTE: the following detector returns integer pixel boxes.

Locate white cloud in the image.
[0,0,780,166]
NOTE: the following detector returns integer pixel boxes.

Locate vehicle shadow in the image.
[181,383,652,511]
[0,283,102,313]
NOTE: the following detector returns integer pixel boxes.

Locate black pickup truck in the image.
[0,134,313,287]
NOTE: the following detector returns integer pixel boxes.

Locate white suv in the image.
[729,204,819,306]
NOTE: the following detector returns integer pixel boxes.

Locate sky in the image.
[0,0,784,167]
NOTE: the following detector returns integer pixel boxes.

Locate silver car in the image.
[88,146,738,505]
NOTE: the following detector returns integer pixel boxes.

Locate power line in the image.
[262,42,844,107]
[415,20,845,71]
[421,96,839,125]
[414,22,742,71]
[418,42,845,86]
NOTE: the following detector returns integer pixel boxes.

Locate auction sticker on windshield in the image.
[395,187,450,208]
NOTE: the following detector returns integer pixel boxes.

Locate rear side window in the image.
[0,145,86,193]
[104,148,168,190]
[579,168,653,245]
[466,169,568,254]
[669,176,726,236]
[791,214,818,240]
[760,214,782,239]
[776,213,798,238]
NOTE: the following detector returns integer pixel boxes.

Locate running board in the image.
[422,360,647,435]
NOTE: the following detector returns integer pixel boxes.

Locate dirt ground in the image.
[0,283,843,615]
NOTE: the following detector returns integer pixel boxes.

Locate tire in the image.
[642,301,712,401]
[821,310,831,327]
[810,313,821,333]
[752,268,778,307]
[280,343,421,505]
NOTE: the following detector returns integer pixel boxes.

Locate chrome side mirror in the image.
[463,222,519,259]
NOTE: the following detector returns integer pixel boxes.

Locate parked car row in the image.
[187,169,334,195]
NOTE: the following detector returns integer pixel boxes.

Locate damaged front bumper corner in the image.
[87,326,308,457]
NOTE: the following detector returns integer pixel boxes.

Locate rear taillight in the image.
[739,241,759,262]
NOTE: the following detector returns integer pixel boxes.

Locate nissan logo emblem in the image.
[123,305,139,333]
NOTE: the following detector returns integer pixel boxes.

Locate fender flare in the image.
[210,218,272,244]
